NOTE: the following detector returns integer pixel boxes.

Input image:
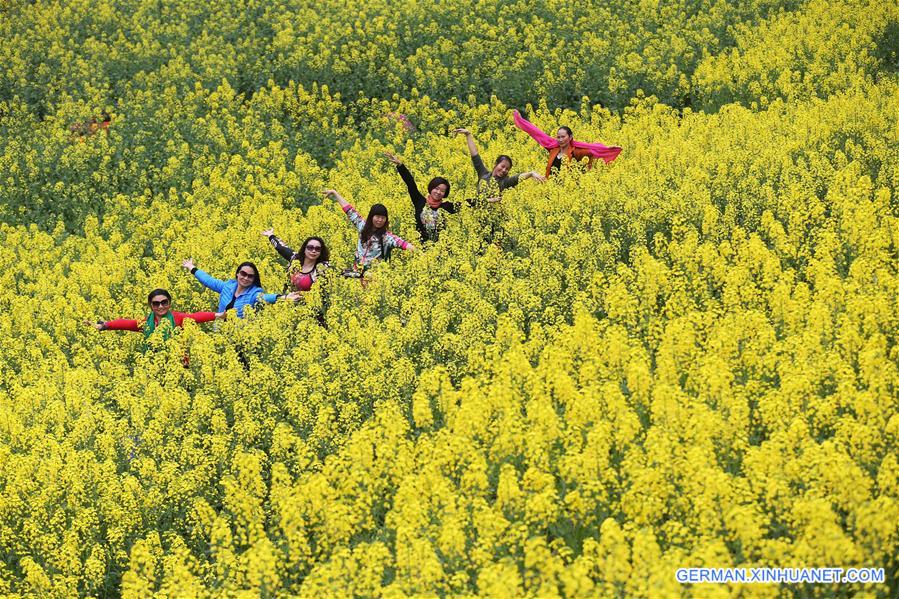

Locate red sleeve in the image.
[103,319,142,332]
[173,311,217,326]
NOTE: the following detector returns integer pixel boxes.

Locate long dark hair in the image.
[298,236,330,264]
[360,204,389,244]
[235,261,262,288]
[558,126,573,138]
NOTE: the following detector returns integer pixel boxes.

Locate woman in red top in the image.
[84,289,221,339]
[512,110,622,178]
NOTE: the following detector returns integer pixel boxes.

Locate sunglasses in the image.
[306,245,322,252]
[237,270,256,278]
[150,299,170,307]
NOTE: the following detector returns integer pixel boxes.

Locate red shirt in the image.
[290,271,315,291]
[545,146,596,178]
[103,311,216,331]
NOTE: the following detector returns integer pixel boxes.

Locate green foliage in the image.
[1,0,898,595]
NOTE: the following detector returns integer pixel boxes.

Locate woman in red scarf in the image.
[513,110,622,178]
[384,151,459,243]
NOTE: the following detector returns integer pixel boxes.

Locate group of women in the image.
[85,111,621,340]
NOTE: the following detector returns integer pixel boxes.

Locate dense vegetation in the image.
[0,0,897,595]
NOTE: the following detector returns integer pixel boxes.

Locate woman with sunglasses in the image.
[181,259,287,317]
[84,288,221,338]
[260,229,330,293]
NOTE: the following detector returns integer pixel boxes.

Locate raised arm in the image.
[454,128,490,179]
[385,152,423,207]
[262,229,296,262]
[322,189,350,210]
[182,258,225,293]
[324,189,364,232]
[453,128,479,157]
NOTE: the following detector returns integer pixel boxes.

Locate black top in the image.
[269,235,297,262]
[396,163,459,242]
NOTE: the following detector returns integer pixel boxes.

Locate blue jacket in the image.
[193,269,279,317]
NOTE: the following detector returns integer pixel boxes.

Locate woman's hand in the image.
[214,311,226,320]
[383,151,402,165]
[83,320,104,331]
[261,228,274,238]
[182,258,195,272]
[528,171,547,183]
[486,196,502,203]
[322,189,349,208]
[452,127,472,136]
[285,291,303,301]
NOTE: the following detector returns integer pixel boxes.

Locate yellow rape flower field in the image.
[1,0,898,596]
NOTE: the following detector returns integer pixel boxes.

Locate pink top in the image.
[290,271,315,291]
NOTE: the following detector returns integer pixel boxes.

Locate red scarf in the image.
[513,110,622,163]
[425,194,442,209]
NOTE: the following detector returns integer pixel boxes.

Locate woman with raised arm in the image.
[512,110,622,178]
[261,229,331,293]
[323,189,413,278]
[383,151,458,243]
[453,127,545,205]
[84,288,221,339]
[181,259,289,317]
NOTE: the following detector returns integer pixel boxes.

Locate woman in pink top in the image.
[261,229,331,293]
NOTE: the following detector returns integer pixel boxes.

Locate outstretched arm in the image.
[179,311,218,325]
[385,232,414,253]
[85,318,141,332]
[183,258,225,293]
[323,189,350,210]
[325,189,364,232]
[258,292,282,305]
[262,229,296,261]
[519,171,547,183]
[512,110,558,149]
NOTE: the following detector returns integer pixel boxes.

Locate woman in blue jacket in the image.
[181,258,292,317]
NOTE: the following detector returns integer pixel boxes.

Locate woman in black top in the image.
[384,151,459,242]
